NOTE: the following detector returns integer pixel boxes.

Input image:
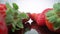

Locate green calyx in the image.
[53,3,60,10]
[5,3,29,32]
[46,3,60,30]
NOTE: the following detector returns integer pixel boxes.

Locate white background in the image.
[0,0,60,13]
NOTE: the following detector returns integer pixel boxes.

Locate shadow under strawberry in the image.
[7,23,24,34]
[31,21,60,34]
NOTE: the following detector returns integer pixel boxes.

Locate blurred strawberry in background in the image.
[0,4,8,34]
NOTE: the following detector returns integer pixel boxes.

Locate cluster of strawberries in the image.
[0,3,60,34]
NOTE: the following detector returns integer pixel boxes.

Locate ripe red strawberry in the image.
[45,3,60,33]
[0,4,8,34]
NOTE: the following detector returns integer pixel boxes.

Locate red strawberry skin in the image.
[27,13,45,26]
[0,4,7,10]
[44,8,54,31]
[0,4,8,34]
[42,8,53,14]
[36,8,53,26]
[35,13,45,26]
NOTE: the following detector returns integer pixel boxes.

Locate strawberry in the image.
[45,3,60,33]
[5,3,29,33]
[0,4,8,34]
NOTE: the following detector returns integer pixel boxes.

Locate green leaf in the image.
[11,21,17,32]
[53,18,60,30]
[13,3,18,10]
[5,3,28,32]
[12,23,16,29]
[53,3,60,10]
[6,3,15,15]
[6,15,13,24]
[46,3,60,31]
[6,3,12,10]
[17,21,24,28]
[18,13,29,19]
[56,18,60,23]
[46,10,55,17]
[12,28,15,32]
[47,15,57,23]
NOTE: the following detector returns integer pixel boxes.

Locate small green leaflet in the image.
[53,18,60,30]
[17,21,24,28]
[18,12,29,19]
[12,3,18,10]
[46,10,55,17]
[47,15,57,23]
[54,22,60,30]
